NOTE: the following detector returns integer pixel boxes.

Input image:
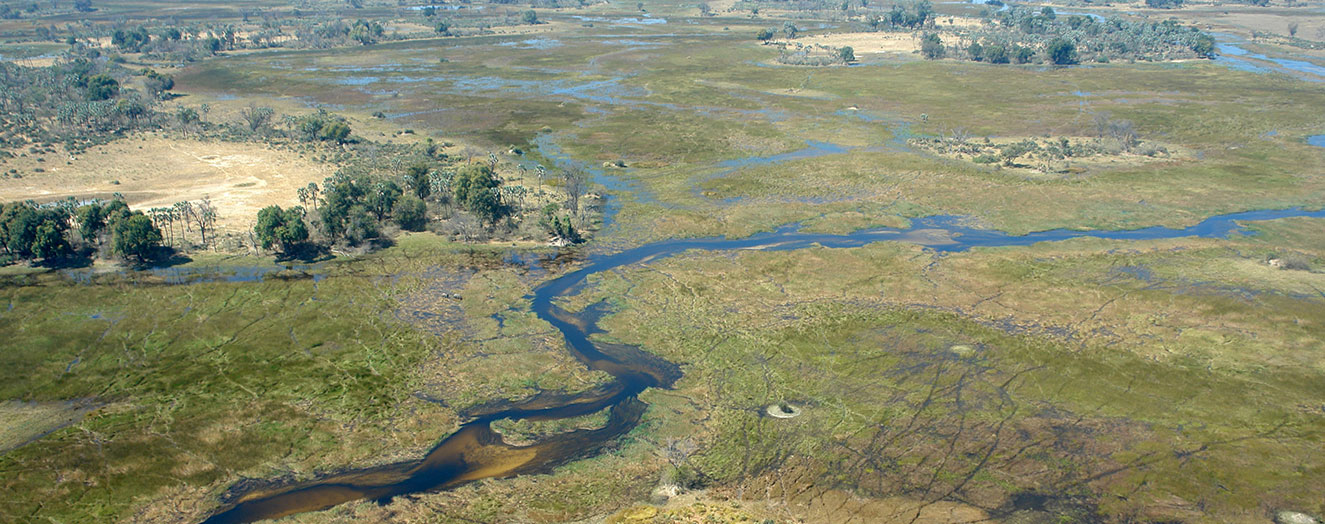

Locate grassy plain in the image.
[0,234,615,523]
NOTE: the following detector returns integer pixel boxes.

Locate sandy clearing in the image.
[780,32,919,54]
[0,135,334,234]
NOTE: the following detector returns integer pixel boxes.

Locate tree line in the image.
[253,157,591,257]
[919,6,1215,65]
[0,196,170,266]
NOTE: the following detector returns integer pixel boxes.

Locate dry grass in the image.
[776,32,920,55]
[0,134,334,234]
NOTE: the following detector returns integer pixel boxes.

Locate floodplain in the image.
[1,0,1323,523]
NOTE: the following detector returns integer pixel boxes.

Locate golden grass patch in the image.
[0,134,334,235]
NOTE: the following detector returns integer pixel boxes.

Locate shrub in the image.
[393,195,428,231]
[1047,38,1078,65]
[921,33,946,59]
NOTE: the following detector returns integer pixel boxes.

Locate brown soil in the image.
[0,134,334,235]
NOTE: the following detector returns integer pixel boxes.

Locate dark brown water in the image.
[199,207,1325,523]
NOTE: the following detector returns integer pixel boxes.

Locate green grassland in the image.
[572,218,1325,522]
[0,236,613,523]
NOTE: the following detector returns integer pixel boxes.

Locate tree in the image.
[921,33,945,59]
[560,164,589,217]
[75,203,106,246]
[522,9,539,24]
[985,44,1008,64]
[254,205,308,253]
[0,204,70,261]
[453,164,499,210]
[103,199,131,224]
[84,74,119,101]
[1012,45,1035,64]
[365,180,402,220]
[838,46,855,62]
[142,69,174,99]
[319,121,351,143]
[111,27,150,52]
[1191,34,1215,58]
[319,177,365,241]
[295,112,351,143]
[468,188,506,227]
[194,198,217,247]
[1047,38,1078,65]
[73,0,92,11]
[393,195,427,231]
[782,21,798,39]
[112,212,162,261]
[343,205,378,244]
[0,203,23,256]
[1,204,47,259]
[305,183,321,209]
[31,221,70,261]
[968,41,984,61]
[539,204,582,244]
[241,105,274,133]
[756,28,775,42]
[404,162,432,200]
[453,164,508,225]
[1288,22,1299,38]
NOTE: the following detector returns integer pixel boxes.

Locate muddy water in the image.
[199,206,1325,523]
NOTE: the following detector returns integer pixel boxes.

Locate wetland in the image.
[1,0,1323,523]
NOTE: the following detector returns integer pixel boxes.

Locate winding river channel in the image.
[198,206,1325,523]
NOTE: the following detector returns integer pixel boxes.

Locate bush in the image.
[968,42,984,61]
[111,212,162,261]
[254,205,309,253]
[393,195,428,231]
[921,33,946,59]
[838,46,855,62]
[1046,38,1078,65]
[1274,252,1313,271]
[539,204,582,244]
[84,74,119,101]
[1012,45,1035,63]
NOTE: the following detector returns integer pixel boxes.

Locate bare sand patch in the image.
[0,135,333,234]
[779,32,919,55]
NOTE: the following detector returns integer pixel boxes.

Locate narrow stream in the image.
[198,206,1324,523]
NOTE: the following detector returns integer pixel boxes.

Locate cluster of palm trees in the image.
[146,198,217,249]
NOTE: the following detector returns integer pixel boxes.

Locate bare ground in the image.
[0,134,334,235]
